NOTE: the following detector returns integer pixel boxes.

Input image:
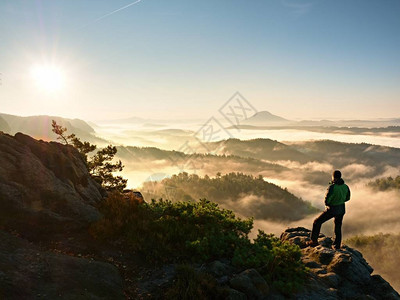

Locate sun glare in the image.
[30,64,65,92]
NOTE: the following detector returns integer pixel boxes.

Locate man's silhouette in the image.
[307,170,351,249]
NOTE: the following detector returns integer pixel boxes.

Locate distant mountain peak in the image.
[252,110,278,117]
[243,110,290,125]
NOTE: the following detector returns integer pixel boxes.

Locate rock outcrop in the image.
[135,228,400,299]
[281,227,400,299]
[0,230,124,299]
[0,132,104,239]
[229,268,270,299]
[0,132,127,298]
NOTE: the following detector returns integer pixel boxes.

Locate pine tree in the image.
[51,120,127,192]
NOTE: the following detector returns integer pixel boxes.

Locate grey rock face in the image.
[281,227,400,300]
[0,132,104,239]
[229,268,269,300]
[0,133,126,299]
[204,260,233,278]
[0,231,124,299]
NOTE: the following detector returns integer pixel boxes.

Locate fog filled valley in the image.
[1,112,400,294]
[2,114,400,234]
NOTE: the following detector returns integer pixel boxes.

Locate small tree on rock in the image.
[88,145,127,192]
[51,120,70,144]
[51,120,127,192]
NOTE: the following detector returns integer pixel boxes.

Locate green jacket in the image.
[325,178,351,207]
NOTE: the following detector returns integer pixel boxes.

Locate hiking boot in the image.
[306,240,319,247]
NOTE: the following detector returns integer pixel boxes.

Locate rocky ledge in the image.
[136,227,400,299]
[281,227,400,300]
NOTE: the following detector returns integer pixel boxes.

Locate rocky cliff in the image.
[0,132,105,239]
[0,132,126,298]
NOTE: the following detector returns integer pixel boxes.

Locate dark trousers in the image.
[311,206,344,247]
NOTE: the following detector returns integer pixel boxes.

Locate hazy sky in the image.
[1,0,399,121]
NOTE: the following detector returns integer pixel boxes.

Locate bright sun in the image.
[30,64,65,92]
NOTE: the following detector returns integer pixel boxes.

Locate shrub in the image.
[89,191,142,240]
[92,197,253,262]
[90,194,306,294]
[232,230,306,294]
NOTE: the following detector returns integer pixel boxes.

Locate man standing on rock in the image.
[307,170,351,250]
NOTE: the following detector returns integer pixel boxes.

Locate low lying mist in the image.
[252,185,400,239]
[93,121,400,150]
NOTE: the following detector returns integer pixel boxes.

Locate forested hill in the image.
[142,172,318,221]
[116,145,287,175]
[368,176,400,191]
[205,138,312,163]
[205,138,400,172]
[0,112,105,145]
[288,140,400,168]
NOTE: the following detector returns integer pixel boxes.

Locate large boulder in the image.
[0,231,124,299]
[0,132,105,239]
[203,260,233,278]
[281,227,400,300]
[229,268,269,299]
